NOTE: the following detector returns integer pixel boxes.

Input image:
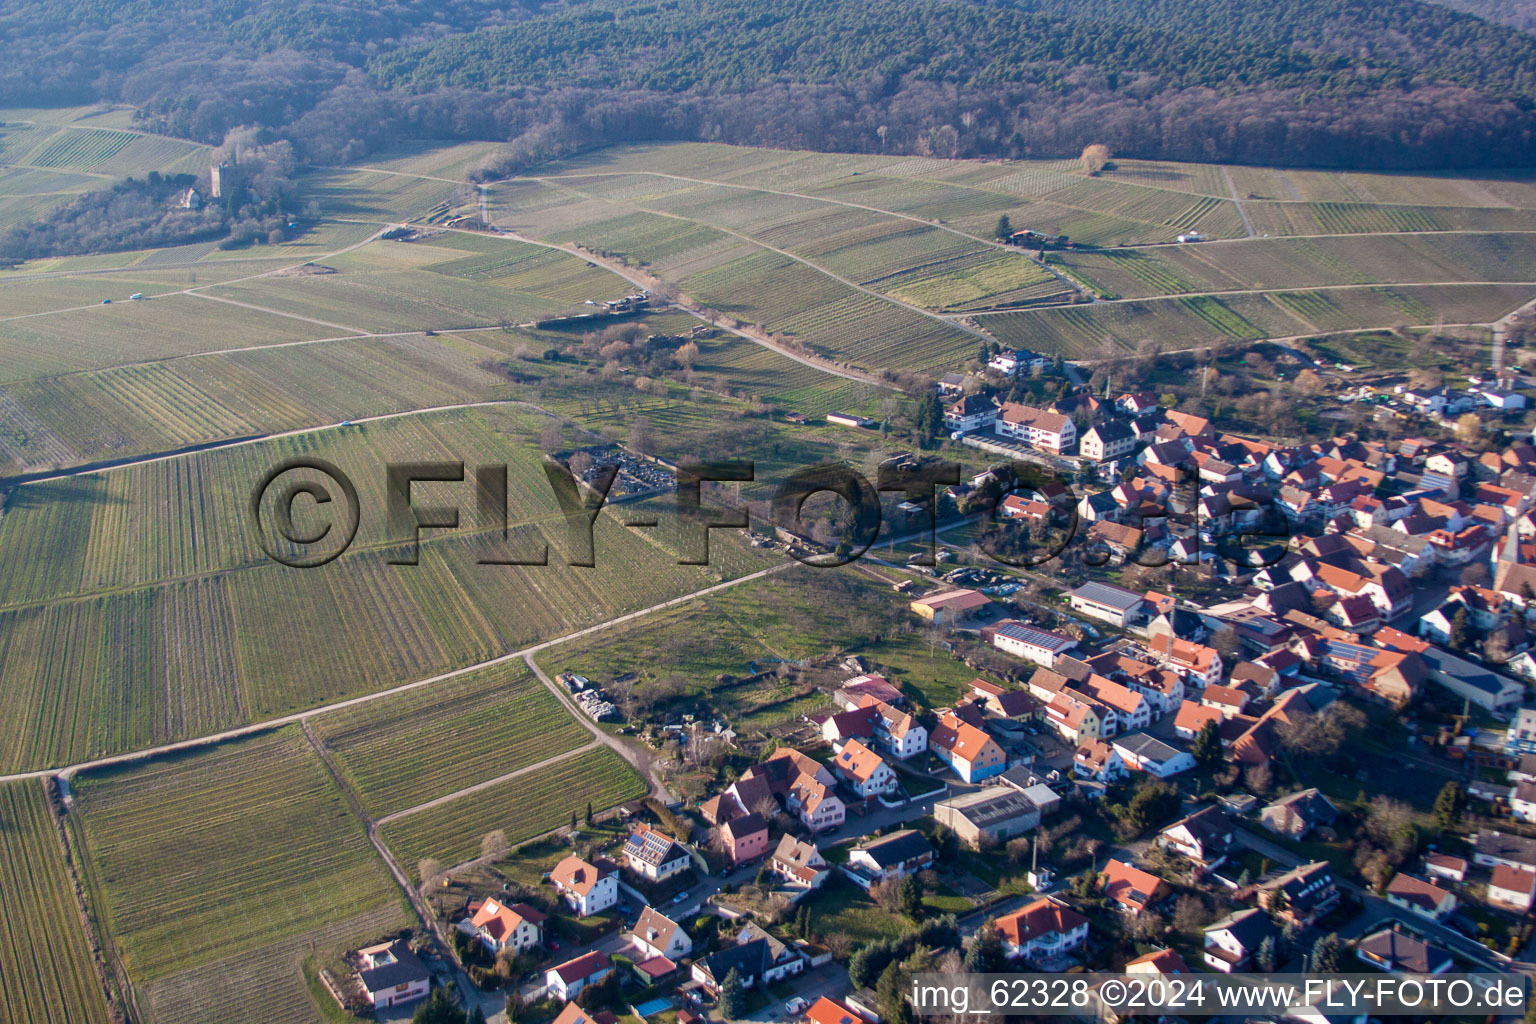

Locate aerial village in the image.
[338,347,1536,1023]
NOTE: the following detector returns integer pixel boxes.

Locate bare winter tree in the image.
[481,830,509,862]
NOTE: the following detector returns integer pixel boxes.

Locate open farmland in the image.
[977,283,1534,355]
[202,233,629,334]
[379,745,647,878]
[0,405,778,771]
[69,728,408,1024]
[0,780,112,1024]
[309,660,589,817]
[0,292,334,382]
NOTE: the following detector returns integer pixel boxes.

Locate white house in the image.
[356,940,430,1010]
[1384,874,1457,921]
[1112,733,1196,777]
[1513,781,1536,823]
[630,906,693,961]
[622,825,693,882]
[545,952,613,1001]
[469,898,545,956]
[1081,422,1136,462]
[993,898,1089,962]
[1202,909,1277,973]
[997,402,1076,453]
[844,830,935,890]
[551,855,619,916]
[944,393,999,432]
[831,738,900,798]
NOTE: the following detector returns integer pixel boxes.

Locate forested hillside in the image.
[4,0,1536,168]
[1430,0,1536,31]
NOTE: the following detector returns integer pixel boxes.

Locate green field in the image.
[310,660,590,817]
[0,780,112,1024]
[70,728,409,1023]
[0,405,780,772]
[379,745,647,878]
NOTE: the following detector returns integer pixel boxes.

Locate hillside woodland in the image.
[4,0,1536,172]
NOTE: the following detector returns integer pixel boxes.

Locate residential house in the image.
[786,772,846,832]
[622,824,692,882]
[832,738,900,798]
[993,898,1090,962]
[1000,493,1053,523]
[1101,858,1169,915]
[944,393,998,432]
[1124,948,1191,974]
[631,906,693,961]
[721,812,769,866]
[1044,692,1110,746]
[843,830,935,890]
[1200,684,1250,720]
[856,695,928,759]
[1157,806,1234,876]
[1202,908,1278,972]
[998,402,1077,453]
[1112,733,1196,777]
[1384,874,1457,920]
[1149,633,1223,687]
[1474,830,1536,872]
[1079,675,1151,731]
[356,939,431,1010]
[1355,928,1454,974]
[550,856,618,917]
[1260,789,1338,839]
[1173,700,1224,741]
[1073,738,1126,782]
[929,711,1007,782]
[1256,861,1340,927]
[934,788,1041,849]
[1513,782,1536,823]
[691,924,804,994]
[1424,854,1469,884]
[469,898,546,956]
[1086,521,1145,564]
[769,835,829,893]
[1081,421,1137,462]
[969,678,1041,721]
[805,997,870,1024]
[1490,864,1536,912]
[545,952,613,1001]
[551,1004,619,1024]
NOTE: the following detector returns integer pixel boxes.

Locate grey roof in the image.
[1206,907,1277,951]
[1420,647,1521,698]
[936,788,1039,828]
[995,622,1076,651]
[1113,732,1184,763]
[1476,830,1536,866]
[856,829,934,868]
[358,941,430,993]
[1068,581,1147,612]
[1088,421,1134,442]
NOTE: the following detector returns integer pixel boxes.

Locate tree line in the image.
[1,0,1536,171]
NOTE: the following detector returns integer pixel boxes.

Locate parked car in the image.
[785,998,809,1015]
